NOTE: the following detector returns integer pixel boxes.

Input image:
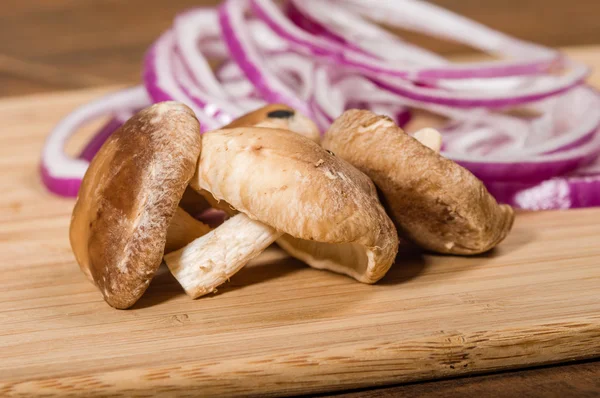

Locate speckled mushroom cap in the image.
[190,104,322,214]
[191,127,399,283]
[323,109,514,255]
[69,102,201,309]
[225,104,320,143]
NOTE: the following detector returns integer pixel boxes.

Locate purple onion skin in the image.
[486,175,600,209]
[40,164,80,198]
[456,152,597,183]
[78,118,123,162]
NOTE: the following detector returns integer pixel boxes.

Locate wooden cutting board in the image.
[2,77,600,396]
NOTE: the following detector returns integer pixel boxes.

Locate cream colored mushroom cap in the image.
[192,127,398,283]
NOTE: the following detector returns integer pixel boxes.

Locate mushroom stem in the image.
[164,207,211,253]
[413,128,442,153]
[164,213,282,298]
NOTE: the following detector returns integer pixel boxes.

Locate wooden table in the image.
[2,1,599,397]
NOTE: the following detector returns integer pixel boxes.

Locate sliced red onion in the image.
[444,91,600,181]
[517,176,600,209]
[256,0,588,108]
[286,0,350,46]
[78,112,132,162]
[312,67,473,129]
[248,19,290,52]
[487,155,600,209]
[175,10,277,120]
[575,156,600,176]
[441,88,600,156]
[341,0,562,79]
[252,0,564,80]
[270,53,315,101]
[41,0,600,211]
[312,68,413,131]
[372,63,588,108]
[174,9,230,98]
[218,52,315,102]
[221,78,256,99]
[219,0,312,117]
[144,30,221,130]
[41,86,150,197]
[200,37,231,59]
[216,60,245,81]
[455,135,600,182]
[172,51,237,125]
[290,0,446,65]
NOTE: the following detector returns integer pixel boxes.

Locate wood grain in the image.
[327,360,600,398]
[1,86,600,396]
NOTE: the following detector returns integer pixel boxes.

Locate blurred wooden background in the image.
[1,0,600,97]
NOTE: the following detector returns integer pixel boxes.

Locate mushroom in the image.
[69,102,204,309]
[166,103,321,252]
[164,127,398,298]
[181,103,322,225]
[225,103,321,143]
[322,109,514,255]
[161,103,321,286]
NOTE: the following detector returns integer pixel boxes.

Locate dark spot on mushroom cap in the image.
[267,109,295,119]
[326,150,335,156]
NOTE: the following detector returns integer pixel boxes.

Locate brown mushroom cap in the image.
[191,127,398,283]
[322,109,514,255]
[224,104,320,143]
[69,102,201,309]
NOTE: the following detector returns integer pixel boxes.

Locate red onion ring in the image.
[219,0,312,117]
[78,111,132,162]
[144,30,222,131]
[40,86,150,197]
[173,9,230,98]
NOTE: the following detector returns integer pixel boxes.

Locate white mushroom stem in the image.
[164,213,282,298]
[413,128,442,153]
[165,207,211,253]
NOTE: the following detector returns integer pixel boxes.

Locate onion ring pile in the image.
[41,0,600,209]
